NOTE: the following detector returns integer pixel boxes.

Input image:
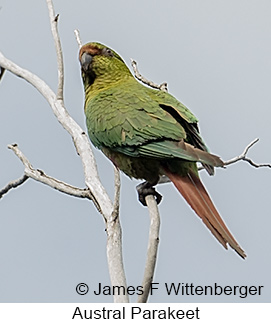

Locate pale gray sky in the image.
[0,0,270,302]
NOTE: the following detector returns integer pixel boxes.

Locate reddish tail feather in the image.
[164,170,246,259]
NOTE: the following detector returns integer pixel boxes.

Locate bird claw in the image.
[136,182,162,206]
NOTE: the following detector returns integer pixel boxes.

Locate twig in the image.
[197,138,271,172]
[130,61,271,173]
[224,138,271,168]
[0,174,28,199]
[47,0,64,100]
[130,59,168,92]
[137,195,160,303]
[6,144,100,207]
[74,29,82,48]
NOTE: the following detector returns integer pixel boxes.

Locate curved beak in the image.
[80,52,93,72]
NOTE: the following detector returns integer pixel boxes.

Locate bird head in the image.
[79,42,132,89]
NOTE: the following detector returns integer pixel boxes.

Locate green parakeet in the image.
[79,42,246,259]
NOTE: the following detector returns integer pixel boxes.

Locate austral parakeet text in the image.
[79,42,246,259]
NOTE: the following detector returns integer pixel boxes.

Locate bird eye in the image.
[102,48,113,57]
[106,48,113,55]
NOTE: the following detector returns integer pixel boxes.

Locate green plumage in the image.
[79,42,247,258]
[79,42,223,184]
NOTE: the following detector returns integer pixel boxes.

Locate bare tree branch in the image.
[5,143,99,205]
[223,138,271,168]
[1,49,108,210]
[104,167,127,302]
[137,195,160,303]
[74,29,82,48]
[131,59,168,92]
[0,0,128,303]
[160,138,271,185]
[0,37,111,214]
[105,169,128,303]
[106,214,129,302]
[129,58,164,303]
[47,0,64,100]
[0,174,28,199]
[112,167,121,218]
[197,138,271,172]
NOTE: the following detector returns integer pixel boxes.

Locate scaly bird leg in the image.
[136,181,162,206]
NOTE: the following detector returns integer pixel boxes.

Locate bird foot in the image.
[136,181,162,206]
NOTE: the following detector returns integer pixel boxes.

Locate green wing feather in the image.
[85,78,220,169]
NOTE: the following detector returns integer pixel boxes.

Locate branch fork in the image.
[224,138,271,168]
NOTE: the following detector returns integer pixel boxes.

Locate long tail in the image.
[164,170,246,259]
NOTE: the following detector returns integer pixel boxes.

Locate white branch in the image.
[74,29,82,48]
[0,45,112,217]
[131,59,168,92]
[106,214,129,303]
[105,167,128,303]
[130,58,162,303]
[5,143,99,206]
[0,174,28,199]
[46,1,64,100]
[137,195,160,303]
[223,138,271,168]
[0,0,128,303]
[112,167,121,218]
